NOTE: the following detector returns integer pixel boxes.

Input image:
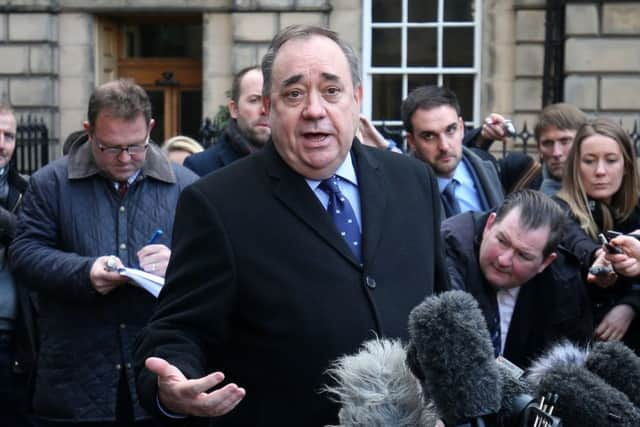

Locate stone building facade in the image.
[0,0,638,158]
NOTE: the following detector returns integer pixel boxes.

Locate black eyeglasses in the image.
[96,140,149,156]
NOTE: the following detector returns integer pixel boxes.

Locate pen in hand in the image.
[146,229,164,245]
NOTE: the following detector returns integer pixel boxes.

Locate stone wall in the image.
[564,2,640,128]
[0,10,59,150]
[513,1,640,134]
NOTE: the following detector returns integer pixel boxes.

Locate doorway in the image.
[98,14,203,145]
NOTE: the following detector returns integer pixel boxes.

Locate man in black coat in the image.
[0,105,31,427]
[184,66,270,176]
[134,25,449,427]
[441,190,593,369]
[401,86,504,219]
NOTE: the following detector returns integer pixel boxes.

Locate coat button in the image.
[119,243,126,250]
[120,323,126,329]
[116,364,121,370]
[365,276,376,289]
[120,206,125,213]
[126,363,132,369]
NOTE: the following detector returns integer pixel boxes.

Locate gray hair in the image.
[261,25,361,98]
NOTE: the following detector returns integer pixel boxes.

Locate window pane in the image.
[444,0,475,21]
[408,0,437,22]
[407,28,437,67]
[443,75,474,119]
[372,75,402,121]
[373,0,401,22]
[180,90,202,141]
[443,27,474,67]
[408,75,438,94]
[147,90,165,144]
[124,23,202,59]
[372,28,401,67]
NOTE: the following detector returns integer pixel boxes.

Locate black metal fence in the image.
[12,115,49,176]
[376,119,640,160]
[493,119,640,159]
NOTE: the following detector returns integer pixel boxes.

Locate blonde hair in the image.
[557,118,639,238]
[162,135,203,155]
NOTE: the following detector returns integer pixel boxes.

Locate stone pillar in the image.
[58,13,94,154]
[2,11,59,155]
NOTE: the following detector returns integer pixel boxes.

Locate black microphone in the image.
[528,341,640,427]
[407,290,536,426]
[585,341,640,409]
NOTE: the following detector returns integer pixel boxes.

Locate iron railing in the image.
[13,115,49,176]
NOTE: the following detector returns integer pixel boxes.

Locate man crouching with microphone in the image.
[441,189,593,369]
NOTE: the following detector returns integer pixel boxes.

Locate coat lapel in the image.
[264,143,362,267]
[351,141,387,265]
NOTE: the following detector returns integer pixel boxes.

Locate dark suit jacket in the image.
[183,132,245,177]
[134,140,449,426]
[439,147,504,219]
[441,211,593,369]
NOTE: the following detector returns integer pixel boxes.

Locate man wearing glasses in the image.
[9,79,197,426]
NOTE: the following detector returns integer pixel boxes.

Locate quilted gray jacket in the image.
[9,140,197,422]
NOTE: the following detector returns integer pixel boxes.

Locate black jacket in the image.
[441,211,593,368]
[183,120,258,177]
[555,198,640,352]
[134,140,450,426]
[10,142,197,422]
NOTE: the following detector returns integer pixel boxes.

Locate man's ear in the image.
[83,121,91,133]
[483,212,497,238]
[228,99,239,120]
[262,95,271,115]
[537,252,557,274]
[148,118,155,132]
[354,84,363,106]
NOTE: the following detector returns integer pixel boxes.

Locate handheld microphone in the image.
[528,341,640,427]
[324,338,438,427]
[585,341,640,409]
[407,290,503,425]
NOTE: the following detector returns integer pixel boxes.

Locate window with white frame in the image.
[362,0,482,145]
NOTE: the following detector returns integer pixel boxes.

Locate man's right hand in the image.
[90,255,129,295]
[145,357,246,418]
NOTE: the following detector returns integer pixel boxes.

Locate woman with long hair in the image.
[556,117,640,352]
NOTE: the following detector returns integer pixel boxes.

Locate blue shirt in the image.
[437,157,483,213]
[305,152,362,231]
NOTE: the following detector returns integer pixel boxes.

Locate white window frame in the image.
[361,0,483,130]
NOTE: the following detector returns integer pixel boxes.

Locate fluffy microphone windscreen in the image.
[324,338,438,427]
[586,341,640,409]
[407,290,502,424]
[528,342,640,427]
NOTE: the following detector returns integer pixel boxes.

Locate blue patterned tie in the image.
[492,304,502,358]
[441,179,461,217]
[319,175,362,262]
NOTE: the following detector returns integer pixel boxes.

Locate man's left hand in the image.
[138,244,171,277]
[594,304,636,341]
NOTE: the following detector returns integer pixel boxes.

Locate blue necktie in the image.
[319,175,362,262]
[492,303,501,358]
[441,179,461,217]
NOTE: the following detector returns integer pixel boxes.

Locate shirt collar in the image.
[306,152,358,189]
[436,158,471,192]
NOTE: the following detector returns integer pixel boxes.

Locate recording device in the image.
[585,341,640,409]
[606,230,640,241]
[324,339,438,427]
[406,290,560,427]
[598,233,624,254]
[527,342,640,427]
[588,265,614,276]
[503,119,517,138]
